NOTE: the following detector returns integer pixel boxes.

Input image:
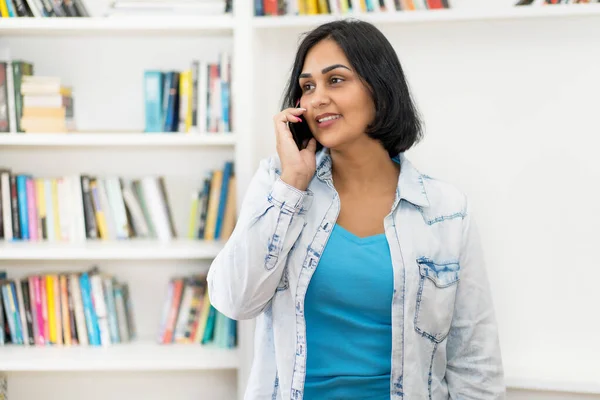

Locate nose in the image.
[310,86,330,109]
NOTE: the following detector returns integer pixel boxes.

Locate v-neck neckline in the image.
[334,224,386,245]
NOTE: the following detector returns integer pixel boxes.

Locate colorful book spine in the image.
[25,177,38,241]
[16,175,29,240]
[79,272,100,346]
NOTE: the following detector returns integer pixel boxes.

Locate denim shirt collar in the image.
[315,147,430,209]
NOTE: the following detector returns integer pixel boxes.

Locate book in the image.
[157,273,236,348]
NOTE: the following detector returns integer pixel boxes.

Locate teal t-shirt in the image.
[304,223,393,400]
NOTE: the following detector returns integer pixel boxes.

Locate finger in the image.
[274,118,294,151]
[274,108,307,147]
[275,120,294,141]
[275,115,302,143]
[288,107,306,114]
[284,107,307,117]
[277,111,305,125]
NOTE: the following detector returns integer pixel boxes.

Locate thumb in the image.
[305,138,317,153]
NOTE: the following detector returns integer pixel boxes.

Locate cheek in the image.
[345,97,374,126]
[356,94,376,124]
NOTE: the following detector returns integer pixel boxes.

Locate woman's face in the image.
[298,39,376,150]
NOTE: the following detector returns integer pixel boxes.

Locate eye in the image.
[302,83,315,92]
[330,77,344,84]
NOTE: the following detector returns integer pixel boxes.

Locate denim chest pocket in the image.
[414,257,460,343]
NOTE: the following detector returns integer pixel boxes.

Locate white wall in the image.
[251,7,600,399]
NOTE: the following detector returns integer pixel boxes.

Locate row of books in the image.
[19,75,75,133]
[0,162,236,243]
[144,54,231,134]
[0,266,135,346]
[516,0,598,4]
[0,0,89,17]
[255,0,450,16]
[187,161,236,241]
[106,0,232,17]
[158,274,236,349]
[0,170,175,242]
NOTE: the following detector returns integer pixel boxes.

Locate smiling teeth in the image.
[318,115,340,123]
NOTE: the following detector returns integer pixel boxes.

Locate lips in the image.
[316,113,341,123]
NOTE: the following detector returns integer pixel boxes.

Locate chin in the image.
[314,131,359,152]
[313,136,340,150]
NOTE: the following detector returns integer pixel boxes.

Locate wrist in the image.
[280,172,308,191]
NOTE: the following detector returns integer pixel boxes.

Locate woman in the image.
[207,19,505,400]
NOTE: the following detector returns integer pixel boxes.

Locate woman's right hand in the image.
[274,107,317,191]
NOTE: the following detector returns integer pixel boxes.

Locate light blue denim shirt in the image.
[207,148,505,399]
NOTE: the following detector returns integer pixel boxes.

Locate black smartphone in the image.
[288,99,323,152]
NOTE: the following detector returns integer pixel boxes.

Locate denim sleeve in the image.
[207,156,311,320]
[445,196,506,399]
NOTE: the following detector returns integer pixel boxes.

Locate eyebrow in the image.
[299,64,351,79]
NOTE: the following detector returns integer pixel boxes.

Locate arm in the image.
[207,156,311,320]
[446,197,506,399]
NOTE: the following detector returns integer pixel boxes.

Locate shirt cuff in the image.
[268,177,311,214]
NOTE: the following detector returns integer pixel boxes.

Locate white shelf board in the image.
[253,4,600,28]
[0,341,239,371]
[0,16,234,36]
[0,239,224,260]
[0,132,236,148]
[505,361,600,394]
[506,375,600,395]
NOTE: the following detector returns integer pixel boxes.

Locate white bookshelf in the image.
[0,2,251,398]
[0,132,236,147]
[1,1,600,399]
[0,341,239,371]
[0,15,234,36]
[0,239,224,260]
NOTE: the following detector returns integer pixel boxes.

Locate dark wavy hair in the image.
[281,19,424,157]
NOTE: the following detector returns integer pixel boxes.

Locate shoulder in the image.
[400,154,468,219]
[422,174,467,213]
[412,167,469,225]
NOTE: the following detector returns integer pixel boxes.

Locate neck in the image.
[330,139,399,195]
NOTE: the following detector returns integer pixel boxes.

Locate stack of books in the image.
[0,266,135,347]
[0,60,75,135]
[20,76,74,133]
[106,0,232,17]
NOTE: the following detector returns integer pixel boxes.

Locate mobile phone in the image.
[289,99,322,152]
